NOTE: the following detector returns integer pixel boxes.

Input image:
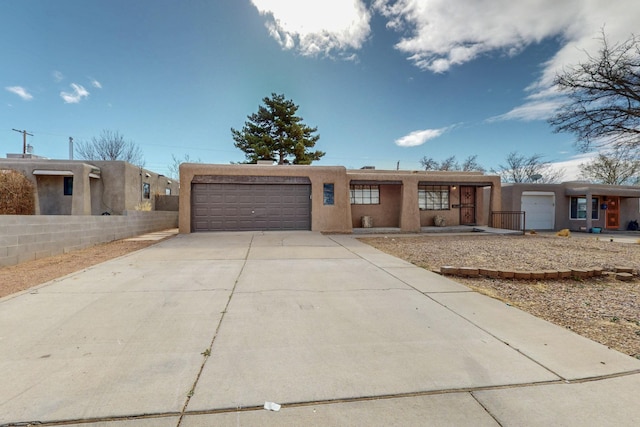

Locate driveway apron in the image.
[1,231,638,426]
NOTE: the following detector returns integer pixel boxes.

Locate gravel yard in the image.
[361,233,640,358]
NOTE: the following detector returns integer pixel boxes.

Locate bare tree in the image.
[419,154,485,172]
[419,156,440,170]
[578,146,640,185]
[549,31,640,151]
[76,130,145,167]
[460,155,486,173]
[168,153,201,180]
[493,152,564,183]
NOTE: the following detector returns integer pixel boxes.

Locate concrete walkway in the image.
[1,231,638,426]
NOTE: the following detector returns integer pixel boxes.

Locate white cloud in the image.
[488,99,564,122]
[370,1,640,121]
[374,0,581,73]
[91,79,102,89]
[394,127,449,147]
[60,83,90,104]
[5,86,33,101]
[251,0,371,57]
[548,152,597,181]
[53,70,64,82]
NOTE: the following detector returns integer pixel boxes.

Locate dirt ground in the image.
[361,233,640,359]
[2,232,639,359]
[0,239,162,299]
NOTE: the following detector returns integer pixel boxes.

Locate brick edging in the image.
[439,266,637,281]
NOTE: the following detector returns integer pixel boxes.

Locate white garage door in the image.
[521,192,555,230]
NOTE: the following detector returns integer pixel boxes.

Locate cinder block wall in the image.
[0,211,178,267]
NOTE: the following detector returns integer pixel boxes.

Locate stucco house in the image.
[0,155,179,215]
[179,163,501,234]
[501,182,640,232]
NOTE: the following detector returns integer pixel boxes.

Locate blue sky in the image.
[2,0,638,178]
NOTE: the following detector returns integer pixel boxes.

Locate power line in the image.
[11,129,33,154]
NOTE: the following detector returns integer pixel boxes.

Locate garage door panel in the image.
[522,193,555,230]
[192,183,311,231]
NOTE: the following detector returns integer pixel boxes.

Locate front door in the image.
[606,196,620,229]
[459,186,476,225]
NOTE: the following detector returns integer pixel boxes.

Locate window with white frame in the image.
[570,197,598,220]
[350,184,379,204]
[419,185,450,210]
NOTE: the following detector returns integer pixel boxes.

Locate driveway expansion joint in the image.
[176,234,255,427]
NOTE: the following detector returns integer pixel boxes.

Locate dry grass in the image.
[0,239,161,299]
[361,234,640,358]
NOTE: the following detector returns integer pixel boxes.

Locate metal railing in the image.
[491,211,526,234]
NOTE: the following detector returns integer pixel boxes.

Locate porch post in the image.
[400,179,420,232]
[585,192,593,231]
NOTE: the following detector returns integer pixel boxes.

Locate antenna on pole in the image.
[12,129,34,156]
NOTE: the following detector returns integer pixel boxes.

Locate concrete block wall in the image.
[0,211,178,267]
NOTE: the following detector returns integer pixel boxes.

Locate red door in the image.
[606,197,620,229]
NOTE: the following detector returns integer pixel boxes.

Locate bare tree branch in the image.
[578,146,640,185]
[492,152,564,183]
[75,130,145,167]
[549,31,640,151]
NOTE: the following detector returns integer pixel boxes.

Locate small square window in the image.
[63,176,73,196]
[143,182,150,199]
[323,183,334,205]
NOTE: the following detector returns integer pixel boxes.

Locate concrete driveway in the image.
[1,231,639,426]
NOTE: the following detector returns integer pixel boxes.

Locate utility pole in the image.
[69,137,74,160]
[12,129,33,155]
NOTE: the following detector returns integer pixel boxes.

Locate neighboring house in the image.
[0,155,179,215]
[179,163,501,233]
[501,182,640,232]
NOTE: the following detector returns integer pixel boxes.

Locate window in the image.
[570,197,598,220]
[63,177,73,196]
[350,185,379,204]
[143,182,151,199]
[165,188,171,196]
[419,185,449,210]
[323,183,334,205]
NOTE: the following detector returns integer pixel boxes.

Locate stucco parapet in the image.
[345,170,500,185]
[181,163,346,178]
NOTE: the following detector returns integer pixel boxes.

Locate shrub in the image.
[134,200,152,211]
[556,229,571,237]
[0,170,35,215]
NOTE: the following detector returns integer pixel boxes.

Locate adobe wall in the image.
[179,163,352,233]
[347,170,500,231]
[0,211,178,268]
[350,184,402,228]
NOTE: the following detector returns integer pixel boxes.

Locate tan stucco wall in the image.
[502,183,640,231]
[0,159,180,216]
[90,161,180,214]
[179,164,352,233]
[348,170,500,231]
[179,164,502,234]
[350,184,402,228]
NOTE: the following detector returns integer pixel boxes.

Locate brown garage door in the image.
[191,178,311,232]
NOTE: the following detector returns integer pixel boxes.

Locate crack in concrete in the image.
[175,233,255,427]
[7,371,638,426]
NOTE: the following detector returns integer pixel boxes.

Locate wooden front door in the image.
[605,197,620,229]
[459,186,476,225]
